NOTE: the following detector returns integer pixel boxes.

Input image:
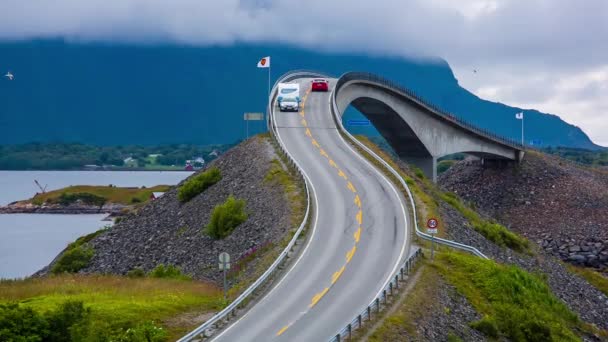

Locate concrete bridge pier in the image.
[402,156,437,182]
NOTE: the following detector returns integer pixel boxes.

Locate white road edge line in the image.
[211,83,321,342]
[327,87,410,301]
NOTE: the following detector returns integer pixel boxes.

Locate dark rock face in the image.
[42,137,293,285]
[439,153,608,271]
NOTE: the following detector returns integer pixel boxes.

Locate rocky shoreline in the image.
[0,202,128,215]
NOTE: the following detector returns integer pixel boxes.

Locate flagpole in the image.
[521,115,524,145]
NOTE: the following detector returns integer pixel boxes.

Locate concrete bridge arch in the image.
[332,74,525,182]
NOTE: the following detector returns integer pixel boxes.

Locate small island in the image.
[0,184,170,216]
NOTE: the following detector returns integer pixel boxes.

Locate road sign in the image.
[219,252,231,300]
[347,119,371,126]
[427,218,439,259]
[219,252,231,263]
[244,112,264,121]
[219,263,231,270]
[427,218,438,229]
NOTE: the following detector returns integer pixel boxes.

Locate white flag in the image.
[515,112,524,119]
[257,56,270,68]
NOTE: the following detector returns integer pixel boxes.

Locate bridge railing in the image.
[177,71,325,342]
[334,72,525,151]
[328,73,489,341]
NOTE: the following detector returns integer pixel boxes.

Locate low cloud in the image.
[1,0,607,144]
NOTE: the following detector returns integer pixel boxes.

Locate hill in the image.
[0,40,601,149]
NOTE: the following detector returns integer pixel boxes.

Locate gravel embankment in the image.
[40,137,294,285]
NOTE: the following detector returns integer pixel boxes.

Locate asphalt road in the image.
[213,77,411,341]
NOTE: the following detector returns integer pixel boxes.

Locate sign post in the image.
[427,218,439,260]
[219,252,231,300]
[244,112,264,139]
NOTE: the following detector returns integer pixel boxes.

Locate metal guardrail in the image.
[178,71,325,342]
[334,72,525,151]
[330,73,489,260]
[329,249,423,342]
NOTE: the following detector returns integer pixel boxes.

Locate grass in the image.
[566,265,608,296]
[434,251,582,341]
[368,259,437,341]
[177,167,222,203]
[30,185,170,206]
[0,274,223,340]
[439,192,529,252]
[264,158,305,227]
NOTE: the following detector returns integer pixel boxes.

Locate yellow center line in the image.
[319,148,329,158]
[331,266,346,284]
[354,194,361,208]
[347,181,357,193]
[356,210,362,225]
[346,245,357,263]
[309,287,330,308]
[301,118,307,126]
[338,169,348,180]
[276,325,289,336]
[311,139,320,148]
[305,128,312,137]
[329,159,338,168]
[354,227,361,243]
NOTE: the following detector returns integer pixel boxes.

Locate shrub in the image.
[412,166,425,179]
[148,264,191,280]
[0,303,49,341]
[51,246,94,274]
[206,196,248,239]
[130,197,142,204]
[45,301,90,342]
[178,167,222,202]
[55,192,107,207]
[470,316,499,338]
[117,321,168,342]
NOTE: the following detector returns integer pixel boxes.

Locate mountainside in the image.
[0,40,600,149]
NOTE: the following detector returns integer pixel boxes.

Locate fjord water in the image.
[0,171,191,279]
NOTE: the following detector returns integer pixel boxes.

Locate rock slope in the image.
[440,152,608,270]
[42,137,294,284]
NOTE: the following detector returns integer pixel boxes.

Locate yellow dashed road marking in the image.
[354,194,361,208]
[309,287,330,308]
[354,227,361,243]
[332,266,346,284]
[312,139,320,148]
[300,111,305,117]
[319,149,329,158]
[329,159,338,168]
[346,245,357,263]
[338,169,348,180]
[276,326,289,336]
[301,119,307,126]
[356,210,362,225]
[347,181,357,193]
[305,128,312,137]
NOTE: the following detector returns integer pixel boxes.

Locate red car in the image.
[311,79,329,92]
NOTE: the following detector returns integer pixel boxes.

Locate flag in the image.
[257,56,270,68]
[515,112,524,119]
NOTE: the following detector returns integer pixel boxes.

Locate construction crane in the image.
[34,180,47,193]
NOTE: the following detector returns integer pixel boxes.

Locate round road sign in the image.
[219,252,231,263]
[427,218,438,229]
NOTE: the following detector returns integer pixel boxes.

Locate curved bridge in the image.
[333,72,525,181]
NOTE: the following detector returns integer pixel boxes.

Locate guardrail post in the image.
[367,306,371,321]
[395,275,399,288]
[358,314,362,329]
[400,267,404,280]
[335,333,341,342]
[389,282,393,296]
[383,290,387,304]
[375,298,380,314]
[348,324,352,339]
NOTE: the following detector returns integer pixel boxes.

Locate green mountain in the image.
[0,40,601,149]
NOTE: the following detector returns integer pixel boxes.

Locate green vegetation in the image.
[148,264,191,281]
[566,265,608,296]
[0,143,231,170]
[440,192,529,252]
[543,146,608,167]
[206,196,248,239]
[51,227,111,274]
[0,274,222,341]
[30,185,170,206]
[264,158,305,227]
[435,252,580,341]
[437,159,456,174]
[51,246,94,274]
[178,167,222,203]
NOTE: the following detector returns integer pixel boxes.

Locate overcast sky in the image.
[2,0,607,145]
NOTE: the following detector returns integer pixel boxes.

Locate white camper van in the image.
[278,83,301,112]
